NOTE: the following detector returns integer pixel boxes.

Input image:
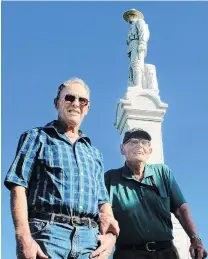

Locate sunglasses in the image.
[64,94,89,106]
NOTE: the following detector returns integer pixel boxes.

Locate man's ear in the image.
[54,98,59,110]
[84,104,90,116]
[120,144,125,155]
[149,147,152,155]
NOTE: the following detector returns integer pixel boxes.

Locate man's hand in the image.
[16,234,48,259]
[174,203,207,259]
[189,238,207,259]
[90,233,116,259]
[99,213,119,237]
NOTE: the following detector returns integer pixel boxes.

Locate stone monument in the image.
[114,8,191,259]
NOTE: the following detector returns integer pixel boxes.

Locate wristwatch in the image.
[190,234,201,241]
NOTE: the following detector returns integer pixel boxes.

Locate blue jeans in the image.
[29,217,99,259]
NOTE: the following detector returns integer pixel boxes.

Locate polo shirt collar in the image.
[122,163,154,179]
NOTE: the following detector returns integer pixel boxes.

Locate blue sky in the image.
[2,1,208,258]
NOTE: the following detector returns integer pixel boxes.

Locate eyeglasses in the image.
[125,138,151,147]
[64,94,89,106]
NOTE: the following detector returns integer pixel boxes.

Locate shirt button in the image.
[80,206,83,209]
[80,189,84,192]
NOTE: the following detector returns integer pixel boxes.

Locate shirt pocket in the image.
[42,145,65,178]
[143,188,171,220]
[44,145,62,167]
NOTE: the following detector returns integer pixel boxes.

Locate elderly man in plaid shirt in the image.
[5,78,119,259]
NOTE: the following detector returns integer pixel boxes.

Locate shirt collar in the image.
[122,163,154,179]
[43,120,92,145]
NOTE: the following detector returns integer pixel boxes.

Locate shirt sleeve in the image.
[4,129,41,190]
[165,166,186,213]
[96,152,110,205]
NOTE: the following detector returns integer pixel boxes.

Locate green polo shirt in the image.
[105,163,186,245]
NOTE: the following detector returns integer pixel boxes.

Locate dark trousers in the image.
[113,246,180,259]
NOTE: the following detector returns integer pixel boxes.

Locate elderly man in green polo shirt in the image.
[105,128,207,259]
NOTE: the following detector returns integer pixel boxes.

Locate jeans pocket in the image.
[29,219,50,236]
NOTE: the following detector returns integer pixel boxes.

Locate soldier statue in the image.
[123,9,150,88]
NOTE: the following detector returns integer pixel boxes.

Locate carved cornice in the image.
[115,91,168,133]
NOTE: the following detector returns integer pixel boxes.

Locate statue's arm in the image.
[136,20,150,42]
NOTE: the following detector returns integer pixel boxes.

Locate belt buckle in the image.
[71,216,77,226]
[146,242,156,252]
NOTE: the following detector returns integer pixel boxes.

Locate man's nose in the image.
[135,142,143,148]
[72,98,80,107]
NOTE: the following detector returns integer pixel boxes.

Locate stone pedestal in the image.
[114,63,191,259]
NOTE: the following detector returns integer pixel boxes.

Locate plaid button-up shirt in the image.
[4,121,109,217]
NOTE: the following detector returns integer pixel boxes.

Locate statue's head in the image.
[127,14,138,24]
[123,9,144,24]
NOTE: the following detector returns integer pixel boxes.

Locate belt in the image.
[117,241,173,252]
[29,211,98,228]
